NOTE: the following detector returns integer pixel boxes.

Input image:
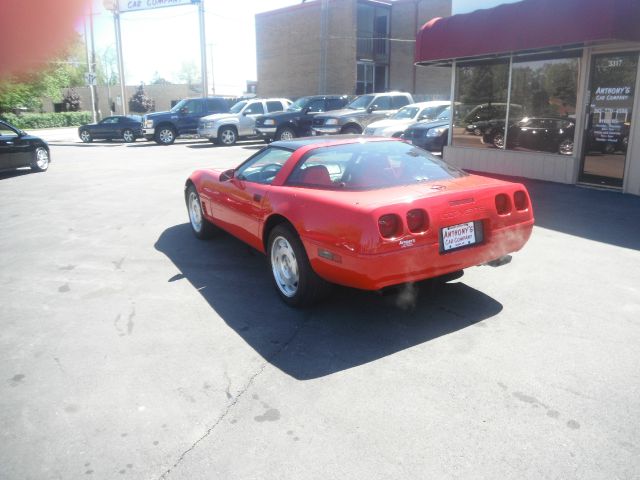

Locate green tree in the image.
[128,84,155,113]
[0,34,87,113]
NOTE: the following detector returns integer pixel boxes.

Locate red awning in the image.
[415,0,640,65]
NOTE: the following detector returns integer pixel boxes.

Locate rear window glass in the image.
[286,141,467,190]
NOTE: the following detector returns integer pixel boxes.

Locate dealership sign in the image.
[117,0,199,12]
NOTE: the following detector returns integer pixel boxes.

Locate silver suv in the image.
[198,98,291,145]
[311,92,414,135]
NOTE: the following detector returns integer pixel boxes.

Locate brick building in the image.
[255,0,452,99]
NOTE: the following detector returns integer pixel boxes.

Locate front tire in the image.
[342,125,361,135]
[186,185,215,239]
[268,224,330,307]
[275,127,295,141]
[155,126,176,145]
[122,128,136,143]
[218,126,237,146]
[492,132,505,149]
[558,138,574,156]
[31,147,49,172]
[79,129,92,143]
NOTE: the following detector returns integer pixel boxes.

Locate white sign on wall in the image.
[84,72,97,86]
[118,0,198,13]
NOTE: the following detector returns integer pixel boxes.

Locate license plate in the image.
[441,221,479,252]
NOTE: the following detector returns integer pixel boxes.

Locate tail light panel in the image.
[495,193,512,215]
[514,190,529,211]
[378,214,402,238]
[406,209,429,233]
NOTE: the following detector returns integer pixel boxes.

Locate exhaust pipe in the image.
[484,255,512,267]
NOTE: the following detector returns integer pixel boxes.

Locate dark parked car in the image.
[482,117,575,155]
[0,120,50,173]
[78,115,143,143]
[255,95,350,142]
[403,107,454,153]
[143,97,230,145]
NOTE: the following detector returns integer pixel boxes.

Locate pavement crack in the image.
[157,313,312,480]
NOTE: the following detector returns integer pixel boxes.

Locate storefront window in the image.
[452,61,509,148]
[453,54,580,156]
[502,55,580,155]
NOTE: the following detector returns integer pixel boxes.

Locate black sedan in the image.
[482,117,575,155]
[0,120,50,173]
[78,115,142,143]
[402,107,453,153]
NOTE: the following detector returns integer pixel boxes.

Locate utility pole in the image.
[84,20,97,123]
[114,7,127,115]
[89,4,100,120]
[208,43,215,94]
[198,0,208,97]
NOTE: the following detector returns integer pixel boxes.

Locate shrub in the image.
[129,84,155,113]
[0,111,92,129]
[63,89,82,111]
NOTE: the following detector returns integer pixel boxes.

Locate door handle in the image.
[253,193,262,202]
[6,141,13,145]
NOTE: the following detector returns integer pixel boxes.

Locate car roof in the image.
[270,135,397,150]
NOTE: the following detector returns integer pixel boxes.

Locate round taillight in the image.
[378,214,401,238]
[514,190,528,211]
[407,209,428,233]
[495,193,511,215]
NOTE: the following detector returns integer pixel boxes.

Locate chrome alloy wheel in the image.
[188,191,203,233]
[558,139,574,156]
[80,130,91,142]
[159,128,175,144]
[493,133,505,149]
[122,129,135,142]
[35,147,49,169]
[279,129,294,141]
[270,235,299,297]
[220,128,236,145]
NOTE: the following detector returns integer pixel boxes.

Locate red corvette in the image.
[185,136,534,306]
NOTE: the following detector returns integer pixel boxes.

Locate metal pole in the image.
[208,43,215,94]
[114,9,127,115]
[503,54,514,151]
[198,0,208,97]
[319,0,329,94]
[447,59,456,152]
[84,20,97,123]
[89,4,100,120]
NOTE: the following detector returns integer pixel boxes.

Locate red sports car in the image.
[185,136,534,306]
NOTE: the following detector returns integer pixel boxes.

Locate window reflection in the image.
[453,54,580,156]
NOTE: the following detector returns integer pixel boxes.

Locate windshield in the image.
[346,95,374,110]
[287,97,310,112]
[229,101,248,114]
[170,99,188,113]
[437,107,451,120]
[391,106,419,120]
[286,141,467,190]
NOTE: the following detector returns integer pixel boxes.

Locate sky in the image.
[86,0,520,95]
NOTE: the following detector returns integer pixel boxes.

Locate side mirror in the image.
[219,168,235,182]
[367,105,378,113]
[301,107,310,114]
[179,107,188,114]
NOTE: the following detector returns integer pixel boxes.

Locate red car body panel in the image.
[188,138,534,291]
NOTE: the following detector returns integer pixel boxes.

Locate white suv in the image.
[198,98,291,145]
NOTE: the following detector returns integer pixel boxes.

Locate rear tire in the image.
[268,224,331,307]
[275,127,295,141]
[186,185,216,239]
[122,128,136,143]
[342,125,361,135]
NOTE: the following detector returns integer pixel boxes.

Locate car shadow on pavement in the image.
[187,141,265,150]
[469,172,640,251]
[48,142,121,147]
[155,223,503,380]
[0,168,35,180]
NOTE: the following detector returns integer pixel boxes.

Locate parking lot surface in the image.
[1,137,639,480]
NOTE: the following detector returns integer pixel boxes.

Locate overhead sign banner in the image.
[118,0,199,12]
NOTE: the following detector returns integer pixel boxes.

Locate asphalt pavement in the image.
[1,136,639,480]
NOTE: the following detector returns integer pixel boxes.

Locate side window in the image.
[266,101,285,113]
[391,96,410,109]
[205,99,226,113]
[306,99,325,113]
[182,100,202,115]
[235,147,292,185]
[0,123,19,138]
[372,96,392,110]
[244,102,265,115]
[286,150,354,188]
[326,98,347,110]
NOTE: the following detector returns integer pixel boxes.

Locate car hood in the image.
[408,118,449,131]
[316,108,365,119]
[200,113,239,122]
[144,111,172,119]
[367,118,413,129]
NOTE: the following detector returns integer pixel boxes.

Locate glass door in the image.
[356,62,374,94]
[579,52,639,187]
